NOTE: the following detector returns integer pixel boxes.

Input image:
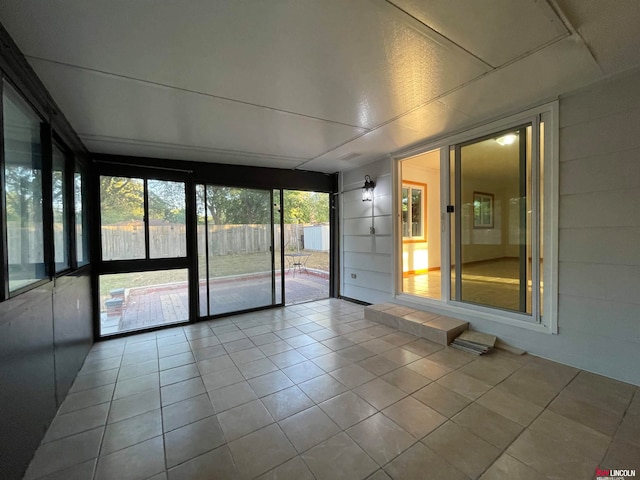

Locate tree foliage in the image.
[99,176,329,226]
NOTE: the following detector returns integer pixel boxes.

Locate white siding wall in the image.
[339,69,640,385]
[341,158,394,304]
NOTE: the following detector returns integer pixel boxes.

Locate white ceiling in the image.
[0,0,638,173]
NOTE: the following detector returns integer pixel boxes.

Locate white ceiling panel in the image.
[301,101,473,172]
[555,0,640,75]
[82,138,302,170]
[0,0,489,129]
[440,35,602,122]
[387,0,568,67]
[29,58,365,163]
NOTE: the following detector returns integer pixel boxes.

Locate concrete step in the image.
[364,303,468,346]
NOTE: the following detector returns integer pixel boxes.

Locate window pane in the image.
[99,269,189,336]
[100,176,145,260]
[148,180,186,258]
[2,82,46,292]
[401,187,409,237]
[411,188,422,237]
[52,145,69,271]
[75,169,89,266]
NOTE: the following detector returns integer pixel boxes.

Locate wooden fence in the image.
[101,223,326,260]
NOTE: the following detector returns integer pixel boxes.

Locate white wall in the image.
[341,158,394,304]
[339,69,640,385]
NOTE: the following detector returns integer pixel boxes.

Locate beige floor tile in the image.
[298,374,348,403]
[319,391,377,429]
[406,358,453,380]
[321,336,355,351]
[58,384,114,415]
[528,410,612,460]
[237,357,279,380]
[381,366,431,394]
[217,399,274,442]
[95,436,165,480]
[162,394,215,433]
[423,422,501,479]
[101,409,162,455]
[548,389,623,436]
[210,381,258,413]
[452,403,524,449]
[476,386,543,426]
[479,453,546,480]
[302,432,378,480]
[282,360,325,384]
[24,428,104,480]
[279,406,340,452]
[297,342,334,359]
[359,338,396,354]
[201,366,244,392]
[312,351,356,372]
[358,355,401,376]
[36,459,97,480]
[160,364,200,387]
[228,424,296,479]
[384,443,468,480]
[506,429,600,480]
[498,372,562,408]
[108,389,161,424]
[412,382,471,418]
[602,438,640,471]
[353,378,407,410]
[268,350,307,369]
[346,412,416,466]
[437,371,492,401]
[167,445,239,480]
[367,470,392,480]
[616,413,640,449]
[164,416,226,468]
[161,377,206,407]
[261,385,314,421]
[43,403,110,443]
[248,370,294,397]
[255,456,314,480]
[330,363,376,388]
[426,348,475,369]
[380,332,418,347]
[457,356,521,386]
[383,397,446,439]
[402,339,444,357]
[565,371,636,417]
[380,347,423,366]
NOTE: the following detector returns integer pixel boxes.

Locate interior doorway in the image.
[399,149,441,300]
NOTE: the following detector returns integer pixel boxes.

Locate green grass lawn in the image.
[99,250,329,308]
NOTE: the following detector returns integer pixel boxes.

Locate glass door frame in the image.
[450,122,540,322]
[393,102,558,334]
[195,184,284,320]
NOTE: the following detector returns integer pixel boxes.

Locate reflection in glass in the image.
[100,176,145,260]
[457,127,532,313]
[52,145,69,271]
[75,169,89,266]
[148,180,186,258]
[99,269,189,336]
[2,81,46,292]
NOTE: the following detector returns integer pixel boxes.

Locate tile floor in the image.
[23,299,640,480]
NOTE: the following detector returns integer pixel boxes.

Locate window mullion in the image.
[143,178,150,259]
[41,123,55,280]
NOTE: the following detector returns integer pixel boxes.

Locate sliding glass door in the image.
[451,125,538,316]
[197,185,280,317]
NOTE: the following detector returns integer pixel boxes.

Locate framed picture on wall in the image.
[473,192,494,229]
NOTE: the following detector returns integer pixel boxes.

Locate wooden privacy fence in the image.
[101,223,328,260]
